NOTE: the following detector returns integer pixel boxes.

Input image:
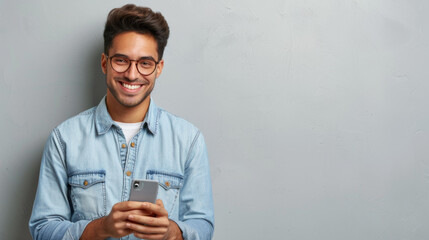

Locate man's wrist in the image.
[80,217,108,240]
[167,219,184,240]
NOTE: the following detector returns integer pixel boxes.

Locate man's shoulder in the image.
[55,106,97,132]
[156,106,200,136]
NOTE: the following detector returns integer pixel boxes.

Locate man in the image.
[29,4,214,240]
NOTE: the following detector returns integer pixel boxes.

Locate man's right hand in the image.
[80,201,152,240]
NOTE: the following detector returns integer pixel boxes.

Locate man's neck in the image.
[106,94,150,123]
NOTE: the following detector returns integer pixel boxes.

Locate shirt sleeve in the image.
[29,129,90,240]
[174,131,215,240]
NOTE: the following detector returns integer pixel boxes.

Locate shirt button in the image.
[126,171,132,176]
[131,142,135,148]
[122,144,126,148]
[165,181,170,187]
[83,180,88,186]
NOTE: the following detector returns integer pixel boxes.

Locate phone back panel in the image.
[129,179,159,203]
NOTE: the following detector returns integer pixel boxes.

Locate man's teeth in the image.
[122,83,141,90]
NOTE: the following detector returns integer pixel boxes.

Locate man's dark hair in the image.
[103,4,170,60]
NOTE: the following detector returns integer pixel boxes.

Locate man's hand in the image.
[126,199,183,240]
[80,200,183,240]
[102,201,153,238]
[81,201,152,240]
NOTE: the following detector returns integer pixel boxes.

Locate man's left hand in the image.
[126,199,183,240]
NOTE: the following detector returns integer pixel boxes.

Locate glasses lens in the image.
[111,56,130,73]
[137,59,156,75]
[110,56,157,75]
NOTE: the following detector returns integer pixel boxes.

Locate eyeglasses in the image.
[107,55,159,76]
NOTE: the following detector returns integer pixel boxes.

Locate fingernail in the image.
[129,215,134,219]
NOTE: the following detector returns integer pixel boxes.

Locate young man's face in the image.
[101,31,164,109]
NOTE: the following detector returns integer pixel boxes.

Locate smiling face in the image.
[101,31,164,112]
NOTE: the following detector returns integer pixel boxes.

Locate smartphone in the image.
[129,179,159,203]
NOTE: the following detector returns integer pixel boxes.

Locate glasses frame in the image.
[107,55,160,76]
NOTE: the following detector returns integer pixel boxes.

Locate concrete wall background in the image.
[1,0,429,239]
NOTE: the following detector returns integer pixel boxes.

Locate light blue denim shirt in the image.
[29,97,214,240]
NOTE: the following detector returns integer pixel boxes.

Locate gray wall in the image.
[1,0,429,239]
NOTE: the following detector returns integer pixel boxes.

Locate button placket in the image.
[122,130,144,202]
[116,128,127,170]
[125,142,135,178]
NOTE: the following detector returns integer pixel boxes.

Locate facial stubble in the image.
[106,75,155,108]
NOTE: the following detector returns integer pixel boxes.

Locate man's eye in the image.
[139,60,154,68]
[114,58,129,65]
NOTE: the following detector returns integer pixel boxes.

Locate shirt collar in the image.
[95,96,160,135]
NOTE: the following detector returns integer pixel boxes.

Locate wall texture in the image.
[1,0,429,239]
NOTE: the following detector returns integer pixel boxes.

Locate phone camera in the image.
[134,182,140,188]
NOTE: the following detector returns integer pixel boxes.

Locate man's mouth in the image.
[120,82,142,90]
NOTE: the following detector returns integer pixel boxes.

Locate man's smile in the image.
[120,82,143,90]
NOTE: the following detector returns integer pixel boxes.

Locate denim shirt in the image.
[29,97,214,240]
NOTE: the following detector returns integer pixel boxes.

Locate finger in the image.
[126,221,168,234]
[128,214,169,227]
[156,199,164,208]
[128,209,153,217]
[103,216,133,237]
[139,202,168,216]
[113,201,146,211]
[109,210,136,223]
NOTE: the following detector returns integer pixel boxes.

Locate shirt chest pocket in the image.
[68,171,106,221]
[146,170,183,216]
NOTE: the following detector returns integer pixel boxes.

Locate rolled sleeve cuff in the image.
[175,219,214,240]
[61,220,91,240]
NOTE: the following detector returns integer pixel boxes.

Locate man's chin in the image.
[116,95,149,108]
[107,85,152,109]
[117,99,143,108]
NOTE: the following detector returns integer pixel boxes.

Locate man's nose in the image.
[124,62,140,80]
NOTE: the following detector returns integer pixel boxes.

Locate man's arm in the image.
[79,217,107,240]
[29,129,90,240]
[174,131,215,240]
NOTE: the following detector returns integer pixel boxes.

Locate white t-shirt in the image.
[114,121,143,145]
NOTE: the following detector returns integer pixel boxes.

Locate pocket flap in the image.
[68,171,106,189]
[146,170,183,190]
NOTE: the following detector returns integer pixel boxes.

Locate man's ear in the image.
[156,59,164,78]
[101,53,107,74]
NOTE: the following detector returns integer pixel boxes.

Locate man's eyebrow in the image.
[110,53,129,58]
[138,56,157,61]
[110,53,156,61]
